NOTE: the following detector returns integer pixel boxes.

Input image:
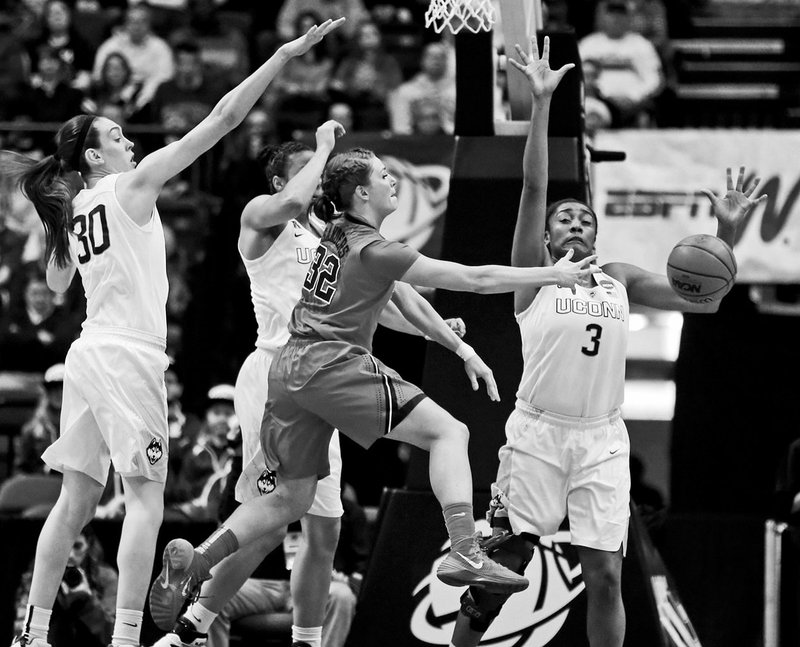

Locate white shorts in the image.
[42,333,170,485]
[491,400,630,552]
[234,348,344,518]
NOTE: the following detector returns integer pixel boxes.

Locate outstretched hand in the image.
[282,17,346,59]
[463,353,500,402]
[553,249,601,294]
[508,35,575,99]
[315,119,346,151]
[701,166,767,229]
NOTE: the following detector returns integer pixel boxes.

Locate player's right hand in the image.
[553,249,600,293]
[464,354,500,402]
[316,119,346,151]
[282,17,346,59]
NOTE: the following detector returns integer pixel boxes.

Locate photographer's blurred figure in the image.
[15,525,118,647]
[14,364,65,475]
[164,384,238,521]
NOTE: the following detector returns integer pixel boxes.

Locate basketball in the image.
[666,234,737,303]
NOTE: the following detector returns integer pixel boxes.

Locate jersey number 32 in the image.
[303,245,340,305]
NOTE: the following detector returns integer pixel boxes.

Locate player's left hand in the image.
[508,35,574,99]
[464,354,499,402]
[281,17,346,58]
[444,317,466,338]
[701,166,767,228]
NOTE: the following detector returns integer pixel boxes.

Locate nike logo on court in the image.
[456,552,483,569]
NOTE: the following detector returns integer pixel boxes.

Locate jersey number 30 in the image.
[73,204,111,264]
[303,246,340,305]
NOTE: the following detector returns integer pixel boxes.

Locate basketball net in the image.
[425,0,496,34]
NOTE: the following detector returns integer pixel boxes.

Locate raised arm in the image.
[400,249,597,295]
[508,36,575,312]
[608,166,766,312]
[117,19,345,217]
[241,120,345,232]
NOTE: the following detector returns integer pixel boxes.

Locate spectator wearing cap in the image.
[165,384,238,521]
[578,0,663,127]
[14,364,65,475]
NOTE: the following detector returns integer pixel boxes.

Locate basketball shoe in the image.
[436,533,529,594]
[149,617,207,647]
[149,539,211,631]
[10,637,50,647]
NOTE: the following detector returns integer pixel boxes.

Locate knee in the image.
[305,517,341,560]
[439,419,470,446]
[582,563,622,596]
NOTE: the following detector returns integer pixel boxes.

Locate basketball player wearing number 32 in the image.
[0,17,345,647]
[448,36,768,647]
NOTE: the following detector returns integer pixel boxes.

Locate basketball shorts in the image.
[490,399,630,553]
[261,338,426,480]
[42,333,170,485]
[234,347,344,517]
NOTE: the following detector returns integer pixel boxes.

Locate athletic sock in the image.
[292,625,322,647]
[21,605,51,641]
[443,502,476,553]
[111,608,143,646]
[195,527,239,570]
[184,602,218,633]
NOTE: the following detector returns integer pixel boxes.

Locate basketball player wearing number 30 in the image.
[448,36,768,647]
[0,17,345,647]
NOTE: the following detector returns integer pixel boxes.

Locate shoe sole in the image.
[436,569,529,594]
[149,539,199,631]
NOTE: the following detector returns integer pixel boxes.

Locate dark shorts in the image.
[260,338,427,480]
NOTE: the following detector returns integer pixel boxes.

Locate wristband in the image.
[455,342,476,362]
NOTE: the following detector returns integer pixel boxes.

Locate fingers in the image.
[541,35,549,62]
[563,248,575,260]
[469,372,479,392]
[700,188,717,204]
[556,63,576,77]
[726,167,733,191]
[743,175,761,198]
[484,372,500,401]
[735,165,745,192]
[514,43,530,66]
[579,253,597,267]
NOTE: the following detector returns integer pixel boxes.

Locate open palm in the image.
[283,17,346,58]
[701,166,767,228]
[508,35,575,98]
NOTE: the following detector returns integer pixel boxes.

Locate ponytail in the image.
[0,114,99,269]
[312,194,339,222]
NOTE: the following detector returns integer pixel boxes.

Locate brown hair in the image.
[312,148,374,222]
[0,115,99,268]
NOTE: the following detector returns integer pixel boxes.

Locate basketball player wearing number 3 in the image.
[448,36,768,647]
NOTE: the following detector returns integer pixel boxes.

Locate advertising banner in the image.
[592,130,800,283]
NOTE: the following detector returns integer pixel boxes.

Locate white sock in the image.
[185,602,218,633]
[292,625,323,647]
[22,605,51,641]
[111,608,143,646]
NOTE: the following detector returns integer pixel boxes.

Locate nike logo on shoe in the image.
[160,559,171,589]
[456,552,483,569]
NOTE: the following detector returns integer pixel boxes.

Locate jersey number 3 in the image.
[582,323,602,356]
[73,204,111,264]
[303,245,340,305]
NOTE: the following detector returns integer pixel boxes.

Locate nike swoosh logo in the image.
[122,622,138,627]
[294,232,303,237]
[456,552,483,569]
[610,448,619,455]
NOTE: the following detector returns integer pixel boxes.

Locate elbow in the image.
[46,279,68,295]
[468,271,492,294]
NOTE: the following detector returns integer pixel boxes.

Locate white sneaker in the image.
[10,636,51,647]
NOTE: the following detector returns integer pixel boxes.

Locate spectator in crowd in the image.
[27,0,94,90]
[409,97,447,136]
[0,271,78,371]
[268,11,335,139]
[15,525,118,647]
[330,19,403,130]
[578,0,663,127]
[582,58,614,134]
[389,42,456,135]
[168,0,250,85]
[165,384,238,522]
[13,45,85,152]
[327,102,354,133]
[92,4,175,114]
[152,40,231,146]
[83,52,145,123]
[276,0,368,42]
[0,172,31,311]
[14,363,65,475]
[0,14,32,121]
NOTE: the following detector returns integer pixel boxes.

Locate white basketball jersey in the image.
[516,271,629,417]
[70,174,168,345]
[240,218,321,351]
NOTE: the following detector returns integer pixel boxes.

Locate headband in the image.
[69,115,96,171]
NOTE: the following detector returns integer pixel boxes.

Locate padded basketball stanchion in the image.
[454,29,495,136]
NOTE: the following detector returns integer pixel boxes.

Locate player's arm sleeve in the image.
[361,239,421,282]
